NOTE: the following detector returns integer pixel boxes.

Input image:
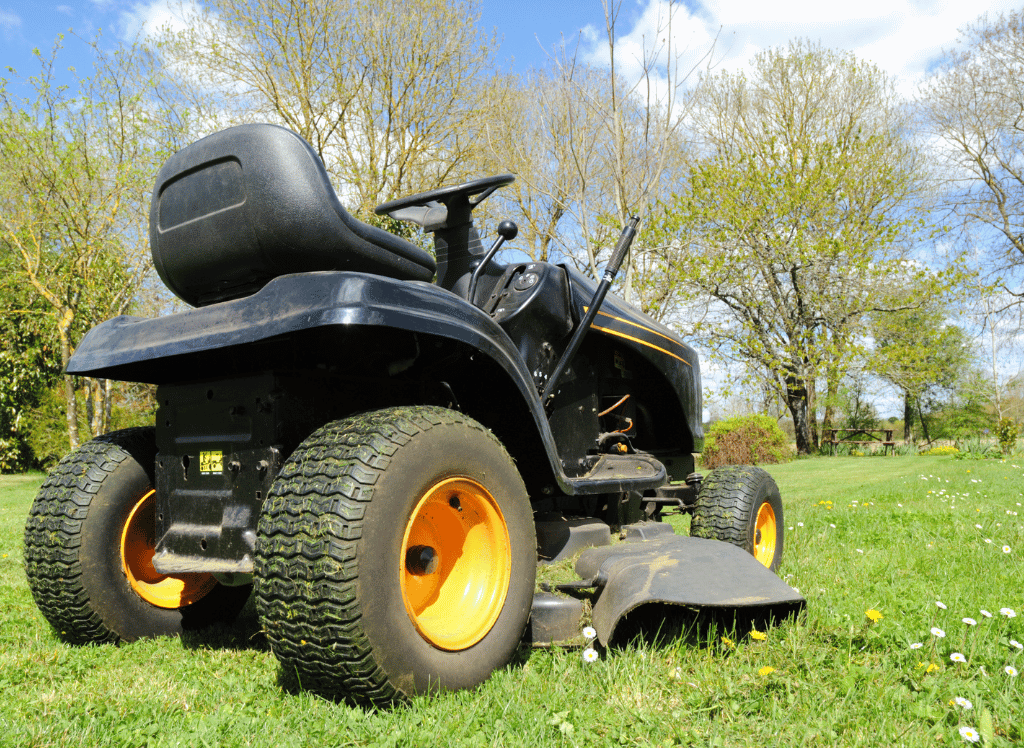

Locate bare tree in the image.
[920,10,1024,299]
[159,0,499,217]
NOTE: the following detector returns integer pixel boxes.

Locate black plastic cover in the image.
[149,124,436,306]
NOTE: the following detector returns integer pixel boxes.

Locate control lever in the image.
[467,220,518,306]
[541,216,640,408]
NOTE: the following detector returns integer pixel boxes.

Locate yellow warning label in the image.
[199,450,223,474]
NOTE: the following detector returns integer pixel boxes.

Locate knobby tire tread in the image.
[254,406,511,704]
[23,427,155,644]
[690,464,771,545]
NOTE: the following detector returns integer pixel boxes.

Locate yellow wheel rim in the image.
[120,490,217,609]
[399,477,512,650]
[753,501,777,568]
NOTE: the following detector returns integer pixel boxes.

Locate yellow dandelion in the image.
[866,609,883,623]
[750,630,767,641]
[758,666,775,676]
[721,636,735,649]
[925,663,940,673]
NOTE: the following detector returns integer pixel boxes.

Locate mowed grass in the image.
[1,457,1022,747]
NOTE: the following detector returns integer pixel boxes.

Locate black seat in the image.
[149,123,437,307]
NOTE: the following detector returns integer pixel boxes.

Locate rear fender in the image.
[68,271,576,491]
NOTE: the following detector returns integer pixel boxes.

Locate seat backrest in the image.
[150,124,436,307]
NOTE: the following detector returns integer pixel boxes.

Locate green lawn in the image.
[1,456,1022,747]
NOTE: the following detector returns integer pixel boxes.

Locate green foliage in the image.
[996,417,1019,455]
[701,414,793,469]
[951,436,1004,461]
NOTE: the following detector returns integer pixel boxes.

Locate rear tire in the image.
[690,465,784,572]
[23,428,250,644]
[254,406,536,704]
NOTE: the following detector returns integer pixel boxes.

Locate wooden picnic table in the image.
[827,428,896,456]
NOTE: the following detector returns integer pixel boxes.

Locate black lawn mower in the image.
[23,123,803,705]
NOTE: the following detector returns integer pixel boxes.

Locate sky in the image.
[3,0,1022,92]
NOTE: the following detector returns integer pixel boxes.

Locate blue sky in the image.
[5,0,1022,93]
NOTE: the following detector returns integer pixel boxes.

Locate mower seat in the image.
[149,123,437,307]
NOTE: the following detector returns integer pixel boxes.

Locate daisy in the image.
[1006,666,1019,677]
[952,697,973,709]
[582,648,599,663]
[1009,639,1023,651]
[980,610,993,618]
[951,653,967,663]
[931,627,946,638]
[582,626,597,640]
[1003,545,1012,554]
[1000,608,1017,618]
[936,601,948,610]
[959,726,980,743]
[962,618,977,626]
[910,642,923,649]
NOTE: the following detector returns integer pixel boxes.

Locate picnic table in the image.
[827,428,896,456]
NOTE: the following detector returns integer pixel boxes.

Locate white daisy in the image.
[582,626,597,640]
[582,648,599,663]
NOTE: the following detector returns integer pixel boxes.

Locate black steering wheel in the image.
[375,174,515,230]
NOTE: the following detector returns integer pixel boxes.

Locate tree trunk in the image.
[903,391,913,443]
[784,373,813,454]
[57,318,80,451]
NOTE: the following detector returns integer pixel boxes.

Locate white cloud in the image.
[120,0,196,41]
[0,8,21,39]
[586,0,1024,95]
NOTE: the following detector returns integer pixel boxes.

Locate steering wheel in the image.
[374,174,515,230]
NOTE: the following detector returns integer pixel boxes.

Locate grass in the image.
[1,456,1023,747]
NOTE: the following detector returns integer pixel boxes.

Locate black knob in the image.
[497,220,518,241]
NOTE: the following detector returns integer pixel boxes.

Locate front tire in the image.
[23,428,250,644]
[690,465,784,572]
[254,406,536,704]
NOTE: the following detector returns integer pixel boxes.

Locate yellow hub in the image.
[400,477,512,650]
[753,501,777,568]
[120,490,217,608]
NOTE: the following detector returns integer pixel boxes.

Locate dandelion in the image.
[720,636,735,649]
[582,626,597,640]
[936,601,948,610]
[980,610,992,618]
[866,609,883,623]
[582,648,599,663]
[959,726,980,743]
[1009,639,1023,651]
[931,627,946,638]
[952,697,973,709]
[750,630,767,641]
[1003,545,1012,554]
[1000,608,1017,618]
[951,652,967,663]
[962,618,977,626]
[758,666,775,676]
[1005,666,1018,677]
[926,663,940,673]
[910,642,923,649]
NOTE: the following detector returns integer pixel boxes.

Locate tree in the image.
[871,307,976,443]
[919,10,1024,298]
[0,38,173,450]
[482,0,699,310]
[653,41,942,454]
[159,0,499,219]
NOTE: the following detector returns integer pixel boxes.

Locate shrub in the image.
[700,414,792,469]
[996,418,1019,455]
